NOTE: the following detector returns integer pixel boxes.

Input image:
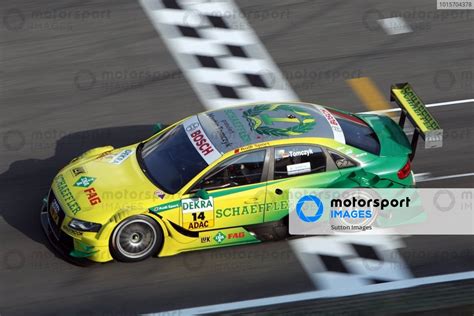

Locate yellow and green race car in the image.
[40,83,442,263]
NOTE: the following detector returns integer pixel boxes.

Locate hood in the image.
[52,145,164,223]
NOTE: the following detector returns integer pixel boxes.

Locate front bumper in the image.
[40,200,94,266]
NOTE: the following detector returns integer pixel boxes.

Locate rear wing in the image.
[390,83,443,160]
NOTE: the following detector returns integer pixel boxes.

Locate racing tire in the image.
[110,215,163,262]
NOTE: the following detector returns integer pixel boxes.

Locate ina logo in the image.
[214,232,226,244]
[243,104,316,136]
[296,195,324,222]
[74,176,96,188]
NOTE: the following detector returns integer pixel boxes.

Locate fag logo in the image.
[214,231,225,244]
[84,187,101,205]
[227,232,245,239]
[74,176,96,188]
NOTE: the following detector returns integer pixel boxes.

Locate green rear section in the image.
[357,114,412,157]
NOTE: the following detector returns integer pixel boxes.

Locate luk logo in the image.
[296,195,324,222]
[74,176,96,188]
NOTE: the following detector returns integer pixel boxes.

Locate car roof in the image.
[198,102,345,153]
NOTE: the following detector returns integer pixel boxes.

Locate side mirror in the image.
[194,189,209,200]
[152,123,163,134]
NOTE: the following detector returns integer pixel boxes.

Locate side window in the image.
[194,150,266,191]
[274,145,326,179]
[329,150,357,169]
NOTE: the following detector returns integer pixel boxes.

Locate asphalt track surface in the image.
[0,0,473,315]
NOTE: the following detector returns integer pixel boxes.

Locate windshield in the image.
[330,110,381,155]
[140,125,209,194]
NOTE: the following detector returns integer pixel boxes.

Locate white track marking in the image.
[144,271,474,315]
[361,98,474,114]
[377,17,412,35]
[415,172,474,182]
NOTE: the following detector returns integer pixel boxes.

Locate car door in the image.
[179,149,269,232]
[264,144,342,222]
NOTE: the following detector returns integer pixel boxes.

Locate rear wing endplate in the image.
[390,83,443,160]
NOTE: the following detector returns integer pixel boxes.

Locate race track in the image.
[0,0,473,315]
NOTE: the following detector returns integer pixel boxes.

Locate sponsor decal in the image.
[154,190,166,199]
[227,232,245,239]
[183,116,221,164]
[64,225,83,237]
[216,200,288,218]
[48,199,61,225]
[71,166,85,176]
[207,113,236,149]
[234,142,270,154]
[84,187,101,205]
[56,175,81,215]
[224,109,251,144]
[399,84,441,130]
[213,231,226,244]
[110,149,134,165]
[289,148,313,157]
[287,162,312,176]
[150,200,181,213]
[200,236,211,243]
[182,197,215,230]
[74,176,96,188]
[96,151,114,161]
[243,104,316,136]
[185,122,200,132]
[316,106,346,144]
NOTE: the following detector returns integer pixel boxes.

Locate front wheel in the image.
[110,215,163,262]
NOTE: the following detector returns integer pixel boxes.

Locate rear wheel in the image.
[110,215,163,262]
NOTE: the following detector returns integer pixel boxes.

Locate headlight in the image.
[69,219,102,232]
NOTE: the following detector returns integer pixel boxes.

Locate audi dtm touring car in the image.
[40,83,442,263]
